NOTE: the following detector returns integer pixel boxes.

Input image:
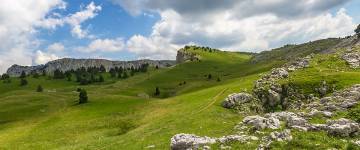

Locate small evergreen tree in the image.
[122,71,128,79]
[20,78,28,86]
[79,89,88,104]
[32,72,40,78]
[65,71,72,81]
[154,87,160,96]
[109,68,116,78]
[53,69,65,79]
[217,77,221,82]
[99,75,104,82]
[37,85,43,92]
[207,74,212,80]
[99,65,106,73]
[20,71,26,78]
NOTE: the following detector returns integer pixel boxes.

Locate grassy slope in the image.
[0,48,276,149]
[1,42,360,149]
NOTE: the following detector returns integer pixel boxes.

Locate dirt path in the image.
[194,88,228,114]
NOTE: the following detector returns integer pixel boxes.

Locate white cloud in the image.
[115,0,356,59]
[127,35,180,59]
[34,50,59,64]
[76,38,126,53]
[0,0,66,73]
[47,42,65,52]
[37,2,102,39]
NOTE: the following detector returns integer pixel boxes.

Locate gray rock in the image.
[7,58,176,77]
[170,134,216,150]
[268,129,293,142]
[222,93,253,109]
[243,115,281,130]
[326,118,360,137]
[342,52,360,68]
[176,49,199,63]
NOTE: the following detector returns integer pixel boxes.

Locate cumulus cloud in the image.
[47,42,65,52]
[34,50,59,64]
[127,35,180,59]
[37,2,102,39]
[0,1,101,73]
[113,0,356,59]
[76,38,126,53]
[0,0,66,73]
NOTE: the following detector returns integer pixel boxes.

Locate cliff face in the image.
[7,58,176,77]
[176,49,199,63]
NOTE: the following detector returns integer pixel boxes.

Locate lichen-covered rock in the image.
[222,93,253,109]
[342,52,360,68]
[269,68,288,79]
[268,129,293,142]
[176,49,199,63]
[242,115,281,130]
[170,134,216,150]
[326,118,360,137]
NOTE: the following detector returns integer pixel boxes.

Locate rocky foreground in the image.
[170,43,360,149]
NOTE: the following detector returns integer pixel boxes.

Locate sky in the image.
[0,0,359,73]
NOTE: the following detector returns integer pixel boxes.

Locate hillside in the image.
[0,36,360,149]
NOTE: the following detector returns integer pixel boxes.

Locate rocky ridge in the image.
[169,44,360,149]
[6,58,176,77]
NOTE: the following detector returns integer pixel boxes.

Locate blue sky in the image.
[0,0,359,73]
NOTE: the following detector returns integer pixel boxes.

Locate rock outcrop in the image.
[222,93,254,109]
[170,134,216,150]
[342,52,360,68]
[7,58,176,77]
[176,49,199,63]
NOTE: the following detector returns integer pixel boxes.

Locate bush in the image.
[79,89,88,104]
[154,87,160,96]
[20,71,26,78]
[207,74,212,80]
[37,85,43,92]
[20,78,28,86]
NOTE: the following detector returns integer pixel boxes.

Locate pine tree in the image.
[79,89,88,104]
[154,87,160,96]
[20,71,26,78]
[37,85,43,92]
[207,74,212,80]
[99,75,104,82]
[20,78,28,86]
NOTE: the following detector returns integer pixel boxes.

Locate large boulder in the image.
[268,129,293,142]
[342,52,360,68]
[243,115,281,130]
[170,134,216,150]
[269,68,289,79]
[222,93,254,109]
[326,118,360,137]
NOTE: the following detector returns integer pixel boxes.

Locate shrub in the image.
[37,85,43,92]
[20,78,28,86]
[79,89,88,104]
[20,71,26,79]
[207,74,212,80]
[154,87,160,96]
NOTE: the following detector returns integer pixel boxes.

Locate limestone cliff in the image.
[7,58,176,77]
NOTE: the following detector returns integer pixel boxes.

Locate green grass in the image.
[0,45,360,149]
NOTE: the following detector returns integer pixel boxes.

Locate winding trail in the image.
[194,88,228,114]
